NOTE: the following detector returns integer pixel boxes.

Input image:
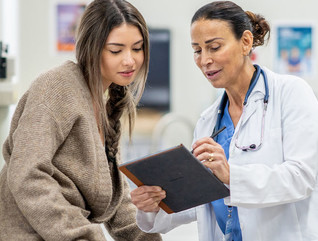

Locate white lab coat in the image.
[136,67,318,241]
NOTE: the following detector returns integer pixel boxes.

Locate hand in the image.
[131,186,166,212]
[192,136,230,184]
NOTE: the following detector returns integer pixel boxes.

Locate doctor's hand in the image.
[131,186,166,212]
[192,137,230,185]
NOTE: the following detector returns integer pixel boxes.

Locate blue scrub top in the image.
[211,101,242,241]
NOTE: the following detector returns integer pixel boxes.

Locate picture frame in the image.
[273,22,316,78]
[50,0,87,55]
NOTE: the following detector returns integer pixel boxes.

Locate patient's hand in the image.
[131,186,166,212]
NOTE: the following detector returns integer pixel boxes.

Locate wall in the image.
[1,0,318,168]
[17,0,77,97]
[0,0,2,40]
[129,0,318,100]
[15,0,318,118]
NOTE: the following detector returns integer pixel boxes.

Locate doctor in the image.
[130,1,318,241]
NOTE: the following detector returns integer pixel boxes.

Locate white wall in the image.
[17,0,77,97]
[1,0,318,167]
[0,0,3,40]
[15,0,318,119]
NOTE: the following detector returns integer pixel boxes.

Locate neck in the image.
[226,64,256,110]
[225,63,256,127]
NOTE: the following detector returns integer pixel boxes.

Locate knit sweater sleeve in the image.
[7,103,106,240]
[6,66,106,240]
[104,178,162,241]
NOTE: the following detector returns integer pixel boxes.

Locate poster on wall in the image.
[274,23,315,78]
[50,0,87,54]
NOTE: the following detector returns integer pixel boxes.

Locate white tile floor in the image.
[101,221,199,241]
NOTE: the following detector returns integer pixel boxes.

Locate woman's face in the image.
[101,23,144,91]
[191,19,251,89]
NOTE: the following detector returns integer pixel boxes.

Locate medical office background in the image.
[0,0,318,240]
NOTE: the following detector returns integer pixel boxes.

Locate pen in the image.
[210,126,226,140]
[191,126,226,153]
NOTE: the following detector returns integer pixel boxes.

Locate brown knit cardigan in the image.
[0,61,162,241]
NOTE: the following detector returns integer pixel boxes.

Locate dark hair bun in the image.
[245,11,270,47]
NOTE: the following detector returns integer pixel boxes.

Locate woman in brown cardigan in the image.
[0,0,162,240]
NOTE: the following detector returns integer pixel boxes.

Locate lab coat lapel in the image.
[197,97,221,138]
[240,99,257,127]
[240,72,266,127]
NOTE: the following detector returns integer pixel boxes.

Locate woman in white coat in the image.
[130,1,318,240]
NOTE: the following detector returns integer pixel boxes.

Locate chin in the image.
[116,80,135,87]
[209,80,219,88]
[209,78,225,89]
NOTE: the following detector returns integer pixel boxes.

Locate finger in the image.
[138,194,165,207]
[192,139,225,157]
[192,137,216,150]
[140,202,161,212]
[134,190,166,201]
[192,143,216,157]
[132,192,166,212]
[131,185,162,195]
[196,151,217,162]
[131,189,166,205]
[201,161,214,172]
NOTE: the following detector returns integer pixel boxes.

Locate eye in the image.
[110,50,121,54]
[133,47,143,52]
[209,44,220,51]
[193,48,201,54]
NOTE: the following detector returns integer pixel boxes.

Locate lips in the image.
[204,69,221,80]
[119,70,135,77]
[205,69,220,77]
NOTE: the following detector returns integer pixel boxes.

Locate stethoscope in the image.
[212,64,269,151]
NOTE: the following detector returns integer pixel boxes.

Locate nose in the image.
[200,50,213,67]
[122,50,135,66]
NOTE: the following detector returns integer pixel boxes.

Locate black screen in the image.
[138,29,170,112]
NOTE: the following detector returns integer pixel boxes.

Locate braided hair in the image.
[105,85,132,162]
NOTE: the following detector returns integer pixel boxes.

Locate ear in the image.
[241,30,253,56]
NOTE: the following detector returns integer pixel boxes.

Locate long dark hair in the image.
[75,0,149,162]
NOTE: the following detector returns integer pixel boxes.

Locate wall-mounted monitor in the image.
[138,28,170,112]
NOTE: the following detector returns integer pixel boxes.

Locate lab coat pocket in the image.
[261,127,283,165]
[241,127,283,165]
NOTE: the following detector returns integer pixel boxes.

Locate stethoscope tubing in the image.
[212,65,269,140]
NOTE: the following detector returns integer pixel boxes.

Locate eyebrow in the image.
[191,37,223,46]
[106,39,144,47]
